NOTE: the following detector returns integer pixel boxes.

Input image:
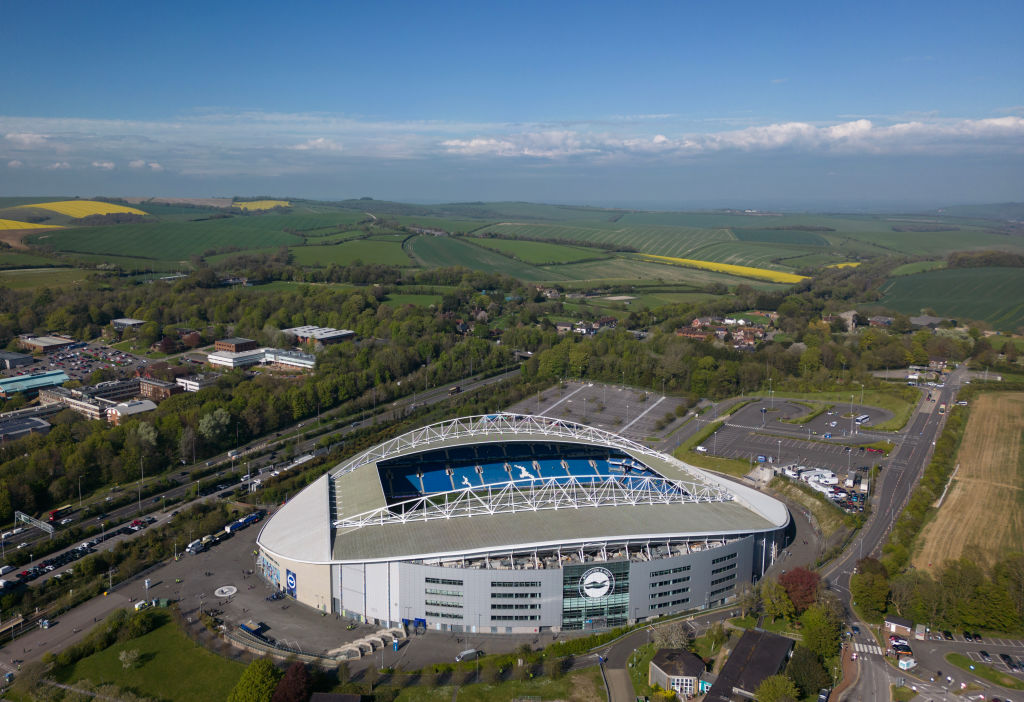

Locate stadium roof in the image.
[258,415,789,565]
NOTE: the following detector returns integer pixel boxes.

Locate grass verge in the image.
[769,477,861,539]
[891,684,917,701]
[780,401,831,425]
[945,652,1024,690]
[53,619,245,701]
[393,666,604,701]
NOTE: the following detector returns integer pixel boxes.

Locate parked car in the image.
[979,651,992,663]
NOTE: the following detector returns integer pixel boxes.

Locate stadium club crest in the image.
[579,567,615,599]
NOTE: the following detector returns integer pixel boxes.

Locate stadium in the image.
[256,414,790,634]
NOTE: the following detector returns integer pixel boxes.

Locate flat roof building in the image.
[111,318,147,331]
[282,325,355,345]
[0,416,51,442]
[0,351,36,370]
[176,374,221,393]
[0,370,70,398]
[107,399,157,425]
[138,377,182,401]
[207,347,316,371]
[18,335,76,354]
[215,337,259,353]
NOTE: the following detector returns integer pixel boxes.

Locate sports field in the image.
[914,393,1024,570]
[879,267,1024,330]
[0,267,90,289]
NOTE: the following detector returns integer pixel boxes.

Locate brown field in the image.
[913,392,1024,571]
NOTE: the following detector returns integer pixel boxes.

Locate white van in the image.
[455,649,480,662]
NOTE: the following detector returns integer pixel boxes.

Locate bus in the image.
[448,386,462,396]
[938,403,946,415]
[47,505,73,523]
[855,414,870,424]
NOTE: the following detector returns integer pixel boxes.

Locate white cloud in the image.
[45,161,71,170]
[771,78,789,84]
[91,160,116,170]
[0,111,1020,175]
[5,132,48,147]
[292,137,343,152]
[7,160,23,168]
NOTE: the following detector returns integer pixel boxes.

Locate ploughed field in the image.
[913,392,1024,571]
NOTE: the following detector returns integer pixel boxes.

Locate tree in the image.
[198,407,231,444]
[179,426,197,465]
[271,661,310,702]
[850,558,890,621]
[800,604,841,660]
[786,646,831,698]
[228,659,283,702]
[761,579,795,622]
[705,621,728,654]
[779,567,820,614]
[735,582,760,618]
[653,620,692,649]
[755,674,799,702]
[118,648,140,670]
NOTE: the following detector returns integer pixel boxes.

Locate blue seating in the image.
[450,465,480,490]
[420,469,453,493]
[478,463,511,487]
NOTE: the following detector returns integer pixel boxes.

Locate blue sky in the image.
[2,0,1022,208]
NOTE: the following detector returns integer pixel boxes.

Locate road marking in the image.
[539,384,587,415]
[852,642,883,655]
[621,395,665,433]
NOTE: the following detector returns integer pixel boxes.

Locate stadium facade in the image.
[256,414,790,634]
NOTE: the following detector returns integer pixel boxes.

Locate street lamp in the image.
[78,476,83,509]
[777,439,781,464]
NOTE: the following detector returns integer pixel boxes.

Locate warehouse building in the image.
[282,325,355,346]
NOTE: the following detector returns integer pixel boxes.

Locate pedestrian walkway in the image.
[852,642,883,655]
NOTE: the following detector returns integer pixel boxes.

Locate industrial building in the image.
[256,414,789,635]
[111,318,147,332]
[282,326,355,346]
[17,335,76,354]
[0,416,51,442]
[0,351,36,370]
[0,370,70,398]
[138,377,182,401]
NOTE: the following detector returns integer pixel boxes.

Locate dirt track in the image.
[913,392,1024,571]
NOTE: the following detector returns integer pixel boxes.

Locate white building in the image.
[106,399,157,425]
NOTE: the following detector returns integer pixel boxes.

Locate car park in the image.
[942,630,953,640]
[972,632,982,642]
[979,650,992,663]
[999,653,1017,671]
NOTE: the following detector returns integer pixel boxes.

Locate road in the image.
[3,367,522,591]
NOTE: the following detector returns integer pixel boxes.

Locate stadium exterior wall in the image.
[255,415,790,633]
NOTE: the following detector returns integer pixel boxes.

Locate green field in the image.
[54,619,245,702]
[889,260,946,276]
[383,292,444,307]
[470,237,605,264]
[880,267,1024,330]
[732,228,829,246]
[290,239,411,266]
[0,267,91,289]
[0,251,64,268]
[408,235,553,281]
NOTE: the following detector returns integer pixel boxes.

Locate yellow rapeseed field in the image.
[232,200,290,211]
[825,262,861,269]
[0,218,61,231]
[639,254,808,284]
[15,200,148,217]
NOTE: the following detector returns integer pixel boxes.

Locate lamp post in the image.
[138,457,144,514]
[78,476,83,509]
[777,439,781,465]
